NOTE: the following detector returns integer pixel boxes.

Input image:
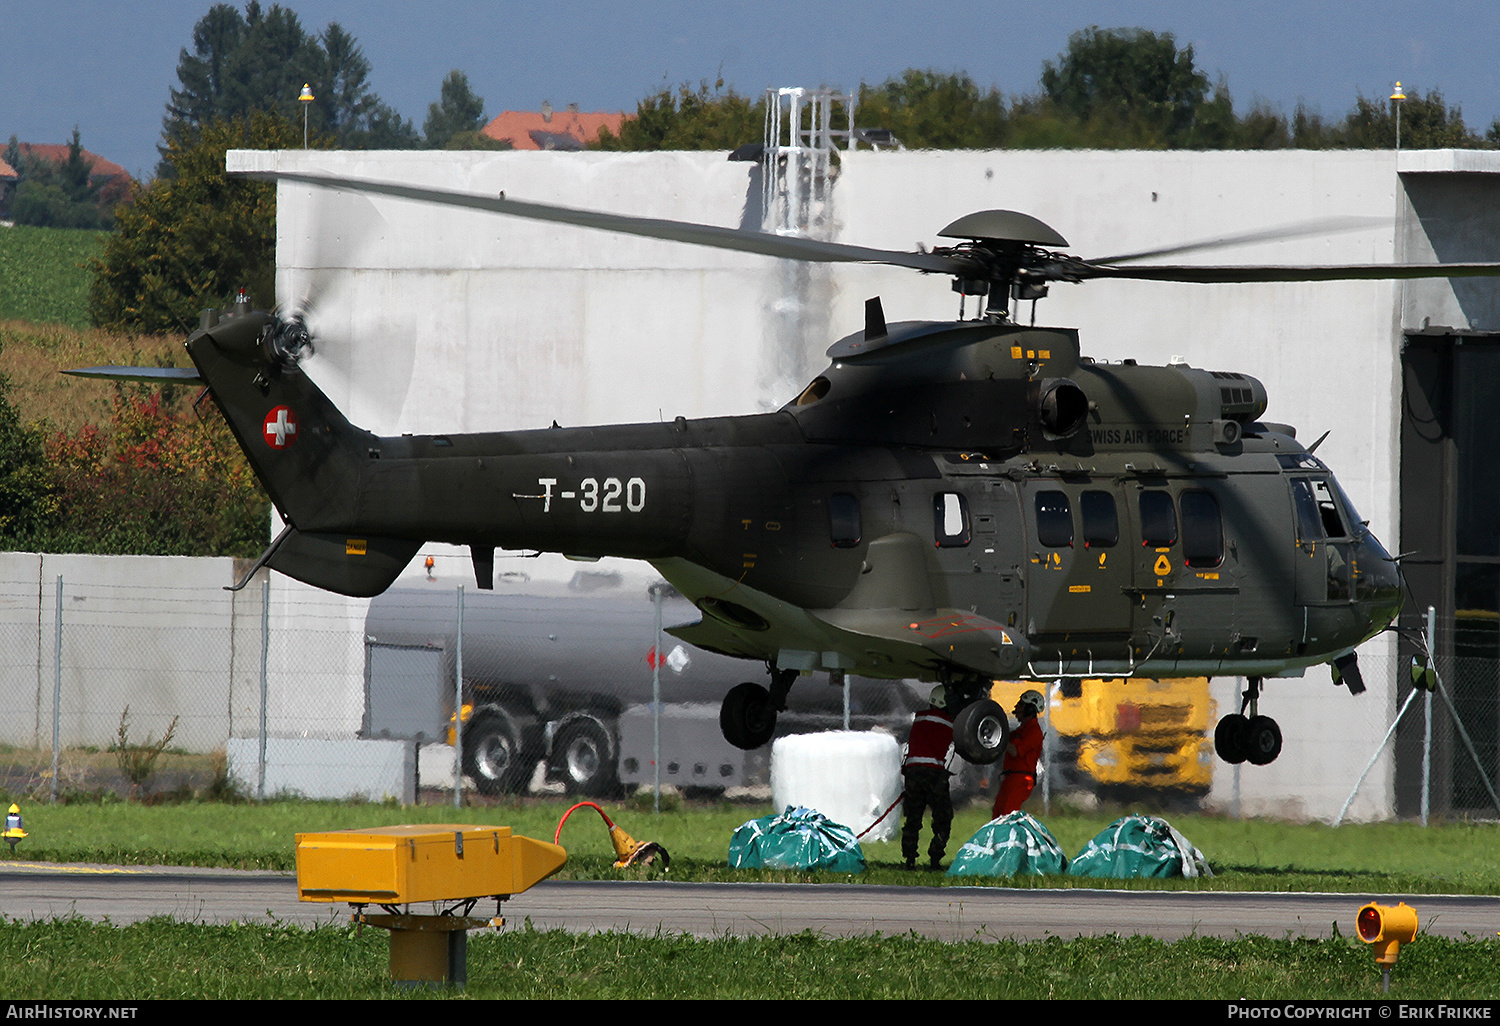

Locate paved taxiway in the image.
[2,862,1497,941]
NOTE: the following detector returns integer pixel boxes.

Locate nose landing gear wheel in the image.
[952,698,1010,764]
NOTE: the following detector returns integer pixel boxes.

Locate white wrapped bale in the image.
[770,731,904,842]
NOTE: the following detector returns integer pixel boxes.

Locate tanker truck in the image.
[361,572,926,796]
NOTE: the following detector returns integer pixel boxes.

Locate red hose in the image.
[555,800,615,845]
[857,792,905,839]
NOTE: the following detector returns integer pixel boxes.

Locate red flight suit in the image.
[993,714,1043,817]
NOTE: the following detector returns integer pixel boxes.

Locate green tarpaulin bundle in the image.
[1066,815,1213,879]
[727,806,866,873]
[946,812,1068,878]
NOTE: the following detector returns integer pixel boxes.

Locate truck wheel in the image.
[720,682,776,750]
[463,709,528,795]
[952,698,1010,764]
[552,719,619,797]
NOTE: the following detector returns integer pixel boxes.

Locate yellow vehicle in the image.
[991,678,1215,801]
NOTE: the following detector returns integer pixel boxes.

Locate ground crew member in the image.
[901,685,954,870]
[993,689,1046,818]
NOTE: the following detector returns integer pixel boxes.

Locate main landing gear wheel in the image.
[1214,713,1250,765]
[952,698,1010,764]
[1244,715,1283,766]
[721,681,777,749]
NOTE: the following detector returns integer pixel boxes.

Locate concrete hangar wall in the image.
[228,146,1500,822]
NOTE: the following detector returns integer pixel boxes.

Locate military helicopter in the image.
[70,169,1500,772]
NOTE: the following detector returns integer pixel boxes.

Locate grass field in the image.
[9,796,1500,895]
[0,226,105,329]
[0,319,186,432]
[3,918,1495,1000]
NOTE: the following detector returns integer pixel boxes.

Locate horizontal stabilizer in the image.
[63,366,205,384]
[265,529,422,598]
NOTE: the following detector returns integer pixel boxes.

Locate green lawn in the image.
[1,918,1494,1000]
[0,225,105,328]
[9,797,1500,894]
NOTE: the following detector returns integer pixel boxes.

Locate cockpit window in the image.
[1291,477,1353,541]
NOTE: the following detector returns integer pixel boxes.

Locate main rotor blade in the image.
[1080,262,1500,283]
[1088,215,1388,265]
[239,170,966,275]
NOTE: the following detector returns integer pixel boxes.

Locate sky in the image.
[5,0,1500,182]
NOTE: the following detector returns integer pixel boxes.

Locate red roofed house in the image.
[14,142,136,207]
[480,102,626,151]
[0,157,17,221]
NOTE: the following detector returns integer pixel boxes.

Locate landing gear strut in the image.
[1214,676,1283,766]
[720,666,797,750]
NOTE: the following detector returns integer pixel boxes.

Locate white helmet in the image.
[1016,689,1046,716]
[929,685,948,710]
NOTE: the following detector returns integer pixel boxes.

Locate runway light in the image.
[1357,900,1418,992]
[3,804,25,851]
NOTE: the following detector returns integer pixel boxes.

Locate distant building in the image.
[12,142,136,207]
[0,157,16,221]
[480,102,626,151]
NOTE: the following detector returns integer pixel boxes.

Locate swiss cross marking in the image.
[263,406,299,449]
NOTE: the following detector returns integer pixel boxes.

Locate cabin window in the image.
[934,492,972,547]
[1080,490,1119,548]
[1180,490,1224,567]
[1036,491,1073,548]
[829,492,861,548]
[1139,490,1178,547]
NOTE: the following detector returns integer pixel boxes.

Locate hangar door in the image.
[1400,333,1500,815]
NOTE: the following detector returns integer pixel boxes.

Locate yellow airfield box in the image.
[295,824,567,904]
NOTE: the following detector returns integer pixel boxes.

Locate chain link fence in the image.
[1,552,1495,821]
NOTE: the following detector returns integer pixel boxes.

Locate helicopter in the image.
[68,168,1500,773]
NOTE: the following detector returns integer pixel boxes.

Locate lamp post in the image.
[1391,81,1406,150]
[299,83,315,148]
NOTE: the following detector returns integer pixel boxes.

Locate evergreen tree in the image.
[160,3,417,174]
[423,70,486,148]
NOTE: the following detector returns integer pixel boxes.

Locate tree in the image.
[0,367,54,540]
[594,80,761,151]
[856,70,1007,149]
[6,129,117,229]
[1342,89,1482,149]
[1040,27,1212,146]
[313,22,419,149]
[160,3,417,174]
[423,70,485,148]
[89,111,304,333]
[24,388,268,557]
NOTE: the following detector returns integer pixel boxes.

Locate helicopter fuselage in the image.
[188,304,1401,690]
